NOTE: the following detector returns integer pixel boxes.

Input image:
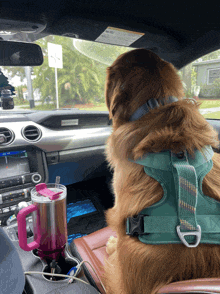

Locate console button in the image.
[15,177,23,185]
[8,179,15,186]
[0,180,7,189]
[31,173,41,184]
[10,205,17,211]
[3,193,10,201]
[18,191,25,197]
[7,192,14,202]
[21,175,25,184]
[24,174,32,183]
[2,207,10,213]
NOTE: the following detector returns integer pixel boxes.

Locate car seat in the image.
[70,226,220,294]
[0,226,25,294]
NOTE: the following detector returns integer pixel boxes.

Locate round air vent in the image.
[22,125,42,142]
[0,127,14,145]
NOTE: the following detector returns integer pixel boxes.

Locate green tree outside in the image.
[33,36,131,108]
[33,36,105,107]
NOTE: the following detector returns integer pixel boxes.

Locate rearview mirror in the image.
[0,40,43,66]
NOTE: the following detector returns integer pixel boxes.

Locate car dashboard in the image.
[0,109,112,226]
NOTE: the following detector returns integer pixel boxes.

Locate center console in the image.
[0,146,100,294]
[0,146,47,226]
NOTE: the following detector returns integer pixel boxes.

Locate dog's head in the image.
[105,49,219,160]
[105,48,185,126]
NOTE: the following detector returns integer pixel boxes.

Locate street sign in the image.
[48,42,63,69]
[47,42,63,109]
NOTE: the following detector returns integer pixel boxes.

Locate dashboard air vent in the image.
[22,125,42,142]
[0,127,14,145]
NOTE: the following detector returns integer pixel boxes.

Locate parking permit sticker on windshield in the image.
[95,27,145,46]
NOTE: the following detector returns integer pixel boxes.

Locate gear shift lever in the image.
[14,202,29,217]
[5,201,29,226]
[11,202,34,238]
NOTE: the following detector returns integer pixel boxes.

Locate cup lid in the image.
[31,183,66,203]
[35,183,62,200]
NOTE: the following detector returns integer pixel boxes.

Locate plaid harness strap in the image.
[171,150,201,247]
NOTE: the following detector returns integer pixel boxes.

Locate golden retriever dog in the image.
[102,48,220,294]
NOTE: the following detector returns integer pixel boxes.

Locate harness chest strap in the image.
[126,145,220,247]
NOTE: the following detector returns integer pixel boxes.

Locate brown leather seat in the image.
[70,226,220,294]
[70,227,117,293]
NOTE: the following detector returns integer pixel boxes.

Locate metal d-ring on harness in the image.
[125,96,220,248]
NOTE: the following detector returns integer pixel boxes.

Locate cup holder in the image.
[42,254,81,282]
[31,244,82,282]
[32,248,40,259]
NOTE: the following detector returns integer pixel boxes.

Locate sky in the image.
[10,76,25,87]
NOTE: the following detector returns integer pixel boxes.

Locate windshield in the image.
[0,35,132,113]
[1,35,220,119]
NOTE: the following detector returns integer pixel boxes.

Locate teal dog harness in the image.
[126,97,220,247]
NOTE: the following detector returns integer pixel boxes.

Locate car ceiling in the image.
[0,1,220,69]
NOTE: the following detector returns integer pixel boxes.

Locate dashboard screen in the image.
[0,150,30,179]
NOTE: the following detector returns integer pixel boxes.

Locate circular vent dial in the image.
[22,125,42,142]
[0,127,14,145]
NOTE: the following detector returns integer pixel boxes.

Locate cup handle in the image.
[17,204,41,251]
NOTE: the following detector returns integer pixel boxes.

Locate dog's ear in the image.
[105,66,130,122]
[105,66,113,113]
[109,87,129,122]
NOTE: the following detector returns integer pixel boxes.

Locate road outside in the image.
[6,106,220,116]
[2,100,220,116]
[0,101,50,111]
[199,107,220,115]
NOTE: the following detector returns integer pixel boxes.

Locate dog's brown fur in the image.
[102,48,220,294]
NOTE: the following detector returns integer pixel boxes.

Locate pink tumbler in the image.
[17,183,68,262]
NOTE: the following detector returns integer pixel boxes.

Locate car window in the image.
[0,35,132,112]
[179,49,220,119]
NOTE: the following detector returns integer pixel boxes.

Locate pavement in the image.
[2,103,220,115]
[14,106,220,114]
[199,107,220,115]
[0,101,50,111]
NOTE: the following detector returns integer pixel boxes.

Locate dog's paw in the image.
[106,236,117,255]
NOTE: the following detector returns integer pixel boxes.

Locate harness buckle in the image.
[176,225,201,248]
[126,215,145,237]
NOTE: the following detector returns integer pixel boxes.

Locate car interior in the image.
[1,1,220,294]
